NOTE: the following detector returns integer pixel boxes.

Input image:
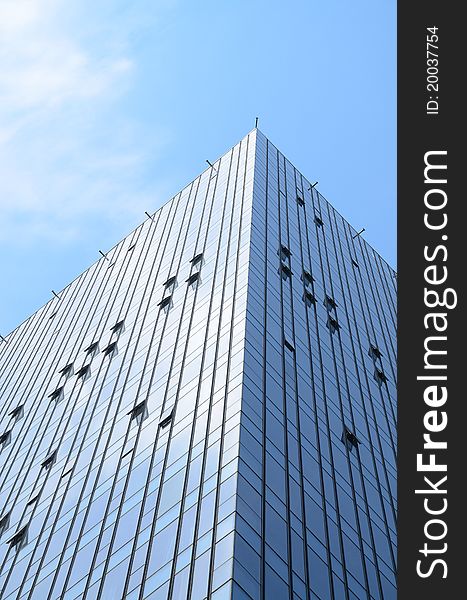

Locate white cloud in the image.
[0,0,170,245]
[0,0,43,32]
[0,0,130,111]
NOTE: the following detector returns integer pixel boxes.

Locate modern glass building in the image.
[0,129,396,600]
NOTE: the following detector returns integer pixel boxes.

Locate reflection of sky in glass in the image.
[0,129,395,599]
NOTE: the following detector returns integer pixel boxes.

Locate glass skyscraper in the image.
[0,129,396,600]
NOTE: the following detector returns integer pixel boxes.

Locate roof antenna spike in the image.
[52,290,61,300]
[145,211,154,221]
[0,335,7,344]
[352,228,366,239]
[206,159,217,176]
[308,181,318,190]
[255,116,259,128]
[99,250,109,261]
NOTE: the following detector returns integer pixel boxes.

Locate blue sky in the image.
[0,0,396,334]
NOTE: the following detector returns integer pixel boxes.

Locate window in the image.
[0,513,10,537]
[7,526,28,552]
[351,258,359,268]
[48,386,64,403]
[284,339,295,353]
[302,270,314,287]
[84,342,99,358]
[323,295,337,311]
[49,312,57,320]
[279,264,292,280]
[158,296,173,312]
[303,291,316,307]
[26,494,40,507]
[278,245,291,261]
[128,400,148,425]
[186,272,200,288]
[121,447,134,460]
[314,215,324,227]
[296,195,304,207]
[58,363,74,379]
[374,369,388,386]
[110,320,125,335]
[9,405,24,423]
[41,450,57,471]
[127,243,136,252]
[76,364,91,381]
[368,344,383,360]
[159,408,174,429]
[61,467,74,478]
[60,458,76,479]
[0,430,11,450]
[164,275,177,291]
[327,316,340,334]
[342,427,360,452]
[103,341,118,358]
[190,253,204,266]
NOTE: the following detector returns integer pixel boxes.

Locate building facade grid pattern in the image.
[231,131,396,600]
[0,129,396,600]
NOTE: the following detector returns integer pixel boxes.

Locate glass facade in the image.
[0,129,396,599]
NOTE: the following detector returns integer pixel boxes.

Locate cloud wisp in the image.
[0,0,168,245]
